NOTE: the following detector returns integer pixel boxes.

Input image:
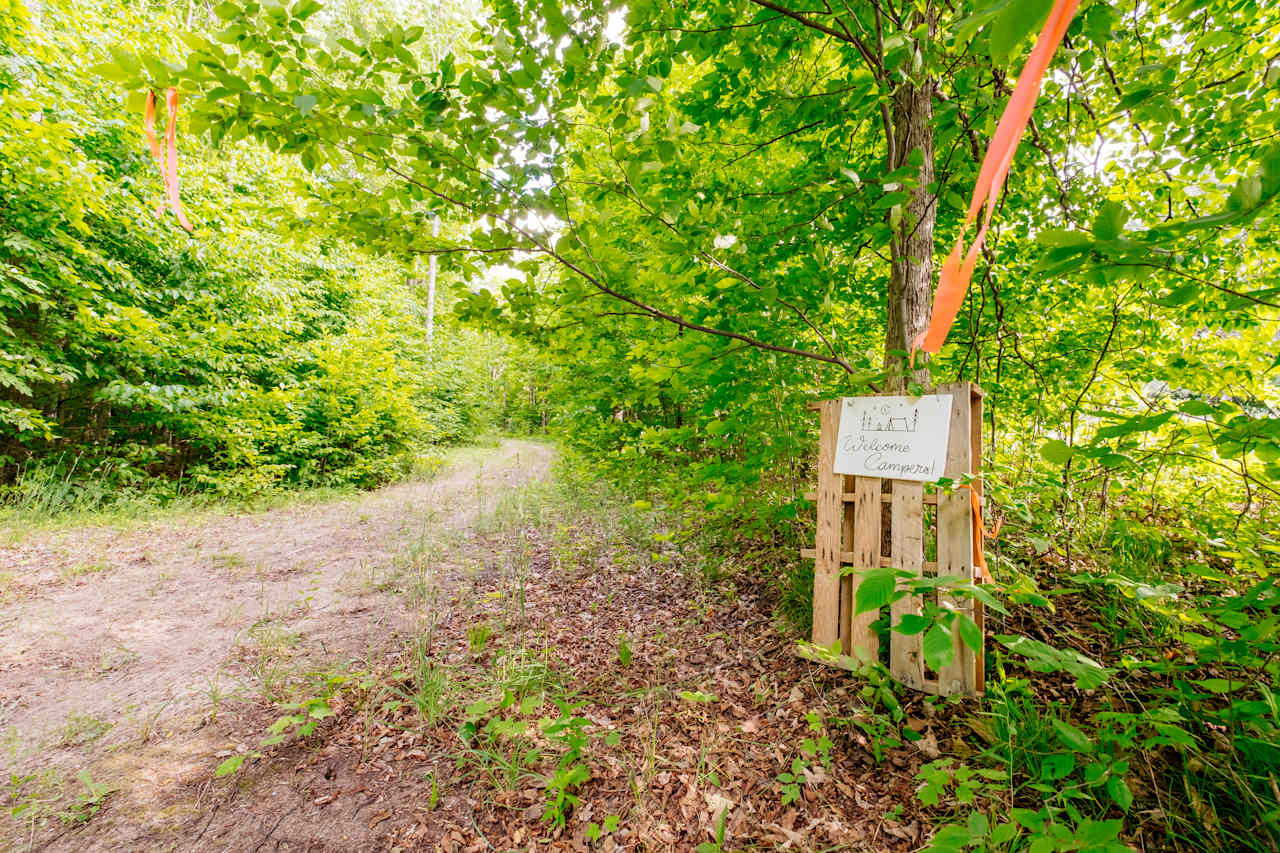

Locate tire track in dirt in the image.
[0,441,553,780]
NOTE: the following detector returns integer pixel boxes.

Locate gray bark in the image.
[883,30,937,392]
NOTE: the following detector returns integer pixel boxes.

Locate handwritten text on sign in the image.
[833,395,952,481]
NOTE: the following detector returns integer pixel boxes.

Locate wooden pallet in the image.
[800,383,985,697]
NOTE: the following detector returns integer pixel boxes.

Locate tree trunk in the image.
[883,34,937,392]
[425,216,440,347]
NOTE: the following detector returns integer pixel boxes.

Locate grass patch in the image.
[54,712,113,749]
[0,442,511,544]
[59,560,111,583]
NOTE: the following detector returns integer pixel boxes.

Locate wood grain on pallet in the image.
[936,382,980,696]
[812,399,843,650]
[889,479,925,690]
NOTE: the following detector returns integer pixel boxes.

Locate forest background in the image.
[3,0,1280,849]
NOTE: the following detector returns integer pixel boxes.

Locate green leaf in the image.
[215,754,245,777]
[1106,775,1133,811]
[1178,399,1217,416]
[923,623,956,672]
[1036,227,1093,248]
[895,613,930,635]
[1082,3,1116,47]
[1194,678,1239,694]
[965,584,1010,616]
[293,94,318,116]
[92,62,132,83]
[1076,819,1123,844]
[1040,439,1073,465]
[1040,752,1075,781]
[956,612,983,653]
[854,568,897,614]
[989,0,1055,65]
[1050,717,1094,753]
[678,690,716,703]
[996,635,1114,689]
[990,822,1019,844]
[925,824,971,852]
[1093,200,1127,240]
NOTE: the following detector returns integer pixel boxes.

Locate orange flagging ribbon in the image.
[143,88,194,233]
[959,484,1000,583]
[913,0,1080,356]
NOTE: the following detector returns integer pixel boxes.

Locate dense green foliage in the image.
[1,0,513,508]
[7,0,1280,848]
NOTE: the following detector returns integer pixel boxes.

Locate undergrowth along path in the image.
[0,440,553,782]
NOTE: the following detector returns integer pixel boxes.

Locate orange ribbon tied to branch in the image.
[962,484,1000,583]
[143,88,194,233]
[913,0,1080,356]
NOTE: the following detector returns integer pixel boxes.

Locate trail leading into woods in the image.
[0,441,553,783]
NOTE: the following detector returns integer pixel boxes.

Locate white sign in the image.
[832,395,952,481]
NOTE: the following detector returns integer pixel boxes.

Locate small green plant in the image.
[774,710,836,806]
[915,759,1005,808]
[800,710,833,770]
[422,770,440,810]
[541,700,593,826]
[468,622,492,655]
[217,690,340,778]
[585,813,621,844]
[5,770,61,829]
[456,695,542,791]
[59,770,114,825]
[135,700,172,745]
[847,566,1003,674]
[210,551,246,571]
[206,670,227,723]
[775,755,806,806]
[262,695,335,746]
[695,807,729,853]
[398,653,454,725]
[846,662,906,763]
[617,632,633,666]
[923,810,1129,853]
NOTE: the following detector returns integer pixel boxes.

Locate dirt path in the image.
[0,442,943,852]
[0,441,553,785]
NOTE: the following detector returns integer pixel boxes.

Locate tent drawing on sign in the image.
[860,408,920,434]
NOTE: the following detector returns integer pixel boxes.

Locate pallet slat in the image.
[971,386,986,695]
[847,476,882,658]
[812,399,843,650]
[799,549,937,573]
[802,491,938,505]
[889,480,925,690]
[935,383,979,697]
[839,475,855,656]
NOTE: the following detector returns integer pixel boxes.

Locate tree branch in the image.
[1112,262,1280,309]
[349,149,856,373]
[744,0,853,43]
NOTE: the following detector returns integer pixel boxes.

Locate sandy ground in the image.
[0,441,553,788]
